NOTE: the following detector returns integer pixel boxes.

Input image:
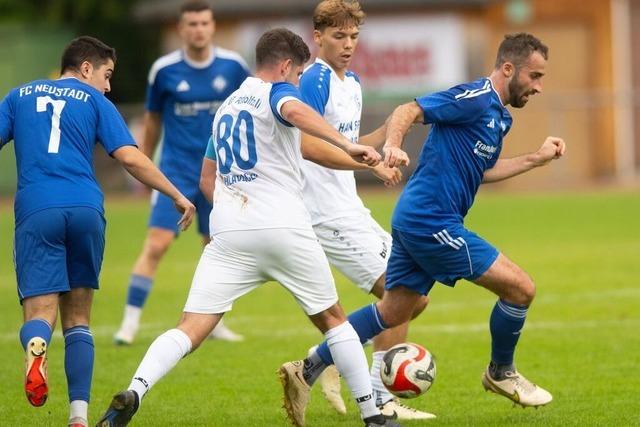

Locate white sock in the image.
[326,322,379,419]
[69,399,88,421]
[122,305,142,332]
[128,328,192,401]
[371,351,394,405]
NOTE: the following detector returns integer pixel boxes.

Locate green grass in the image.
[1,190,639,426]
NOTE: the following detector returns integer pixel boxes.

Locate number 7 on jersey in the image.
[36,96,67,153]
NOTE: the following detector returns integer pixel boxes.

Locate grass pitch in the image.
[0,189,639,426]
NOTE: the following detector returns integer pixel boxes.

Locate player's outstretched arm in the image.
[281,99,381,167]
[383,101,423,168]
[300,133,401,186]
[139,111,162,159]
[482,136,566,183]
[113,145,195,230]
[359,119,388,148]
[199,156,217,204]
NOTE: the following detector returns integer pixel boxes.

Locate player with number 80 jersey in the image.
[209,77,312,235]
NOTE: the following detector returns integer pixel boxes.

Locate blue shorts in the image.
[15,207,106,301]
[386,225,499,295]
[149,183,212,236]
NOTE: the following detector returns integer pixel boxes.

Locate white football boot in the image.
[379,398,436,420]
[482,367,553,408]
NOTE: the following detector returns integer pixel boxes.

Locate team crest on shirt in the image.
[353,93,362,111]
[212,76,228,92]
[176,80,190,92]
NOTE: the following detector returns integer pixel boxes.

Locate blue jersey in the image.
[0,77,136,224]
[393,78,513,233]
[146,47,250,186]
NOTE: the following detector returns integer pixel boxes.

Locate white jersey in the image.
[209,77,312,234]
[299,58,369,225]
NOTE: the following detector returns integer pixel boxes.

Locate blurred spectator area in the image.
[1,0,639,196]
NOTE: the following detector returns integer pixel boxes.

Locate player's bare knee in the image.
[377,302,409,328]
[144,238,171,262]
[411,295,429,319]
[512,276,536,306]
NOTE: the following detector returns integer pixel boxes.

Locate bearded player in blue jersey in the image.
[0,36,195,427]
[114,0,250,345]
[284,33,566,420]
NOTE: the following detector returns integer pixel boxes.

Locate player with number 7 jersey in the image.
[0,36,195,427]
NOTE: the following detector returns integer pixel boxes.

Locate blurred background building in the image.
[1,0,639,194]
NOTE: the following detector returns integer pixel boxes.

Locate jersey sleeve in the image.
[95,97,137,155]
[0,90,16,149]
[145,65,164,113]
[299,65,330,115]
[204,135,216,161]
[269,82,302,127]
[416,86,490,125]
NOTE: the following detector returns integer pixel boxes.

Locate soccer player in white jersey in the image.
[96,28,400,427]
[296,1,432,419]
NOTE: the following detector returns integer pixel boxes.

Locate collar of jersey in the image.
[486,77,508,109]
[182,46,215,69]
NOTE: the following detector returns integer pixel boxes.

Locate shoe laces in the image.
[505,371,536,394]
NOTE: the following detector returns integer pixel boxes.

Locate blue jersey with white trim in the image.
[0,77,136,223]
[393,78,513,233]
[146,47,250,186]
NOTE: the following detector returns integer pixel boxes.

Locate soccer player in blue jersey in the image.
[113,0,250,345]
[0,36,195,427]
[286,33,566,417]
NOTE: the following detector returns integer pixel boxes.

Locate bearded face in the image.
[505,52,546,108]
[507,69,535,108]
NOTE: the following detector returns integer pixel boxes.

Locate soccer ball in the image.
[380,342,436,398]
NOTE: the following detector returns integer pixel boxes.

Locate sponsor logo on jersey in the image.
[174,100,223,116]
[487,118,495,129]
[473,140,497,160]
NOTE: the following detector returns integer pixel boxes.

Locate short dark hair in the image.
[179,0,214,18]
[60,36,116,74]
[494,33,548,69]
[313,0,365,31]
[255,28,310,69]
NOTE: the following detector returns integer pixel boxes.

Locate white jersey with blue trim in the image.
[209,77,312,234]
[299,58,369,225]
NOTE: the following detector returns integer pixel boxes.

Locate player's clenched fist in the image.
[383,145,410,168]
[346,144,381,166]
[534,136,566,166]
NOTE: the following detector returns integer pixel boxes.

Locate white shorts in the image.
[183,228,338,316]
[313,213,392,293]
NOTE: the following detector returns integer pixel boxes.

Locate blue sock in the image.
[490,299,528,366]
[64,325,94,403]
[20,319,53,350]
[317,303,387,365]
[126,274,153,308]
